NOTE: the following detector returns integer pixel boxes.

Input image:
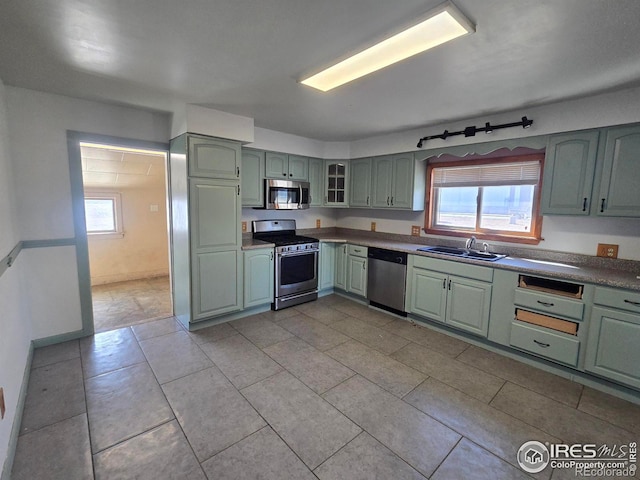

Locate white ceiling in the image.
[81,145,166,189]
[1,1,640,142]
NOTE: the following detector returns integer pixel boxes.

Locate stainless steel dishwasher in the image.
[367,247,407,315]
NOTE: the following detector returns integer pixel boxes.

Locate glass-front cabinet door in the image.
[324,160,349,207]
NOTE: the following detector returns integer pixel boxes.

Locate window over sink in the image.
[425,153,544,244]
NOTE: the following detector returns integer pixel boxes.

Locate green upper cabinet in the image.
[595,124,640,217]
[241,149,265,207]
[349,158,372,207]
[308,157,324,206]
[265,152,308,181]
[288,155,309,181]
[541,130,599,215]
[371,156,393,207]
[324,160,349,207]
[371,153,425,210]
[188,134,241,180]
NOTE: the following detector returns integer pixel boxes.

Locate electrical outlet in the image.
[597,243,618,259]
[241,221,247,233]
[316,219,321,228]
[0,387,5,420]
[371,222,376,232]
[411,225,421,236]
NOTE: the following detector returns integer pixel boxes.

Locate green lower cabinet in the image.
[446,275,492,337]
[335,244,348,290]
[409,268,447,322]
[243,248,274,308]
[347,255,367,297]
[585,306,640,389]
[192,249,243,320]
[319,242,336,290]
[407,259,492,337]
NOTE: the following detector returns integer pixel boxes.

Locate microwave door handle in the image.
[299,185,303,209]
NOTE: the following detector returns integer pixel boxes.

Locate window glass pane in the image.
[329,164,337,175]
[85,199,115,232]
[337,177,344,189]
[434,187,477,229]
[337,164,345,176]
[480,185,535,232]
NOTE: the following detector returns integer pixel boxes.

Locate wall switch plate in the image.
[149,204,159,212]
[411,225,421,236]
[0,387,5,420]
[316,219,321,228]
[370,222,376,232]
[597,243,618,258]
[241,221,247,233]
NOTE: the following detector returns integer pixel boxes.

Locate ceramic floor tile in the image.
[404,377,557,479]
[325,340,425,398]
[231,314,294,348]
[186,321,238,344]
[11,414,93,480]
[392,343,505,403]
[330,317,410,355]
[31,339,80,369]
[199,334,282,389]
[162,366,266,461]
[278,314,351,351]
[314,431,427,480]
[263,337,355,394]
[457,346,583,407]
[382,319,471,357]
[139,331,212,384]
[80,327,146,378]
[20,357,86,434]
[578,387,640,434]
[201,427,316,480]
[431,438,532,480]
[295,303,347,325]
[93,420,205,480]
[131,317,183,341]
[85,362,174,453]
[323,375,460,478]
[490,382,637,446]
[260,307,301,323]
[241,371,361,469]
[332,302,396,327]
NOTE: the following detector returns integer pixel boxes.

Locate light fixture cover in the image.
[300,1,475,92]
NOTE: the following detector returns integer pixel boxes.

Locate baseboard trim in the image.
[1,342,34,480]
[32,329,88,349]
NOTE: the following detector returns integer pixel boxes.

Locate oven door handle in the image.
[278,249,319,258]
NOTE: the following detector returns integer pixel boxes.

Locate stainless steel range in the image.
[252,219,319,310]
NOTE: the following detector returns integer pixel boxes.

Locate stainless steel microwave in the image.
[263,179,310,209]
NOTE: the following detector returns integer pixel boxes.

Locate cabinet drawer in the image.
[593,287,640,314]
[510,321,580,366]
[514,288,584,320]
[348,245,368,257]
[411,255,493,282]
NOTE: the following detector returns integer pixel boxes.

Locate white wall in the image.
[5,87,171,339]
[87,186,170,285]
[339,84,640,260]
[0,79,32,479]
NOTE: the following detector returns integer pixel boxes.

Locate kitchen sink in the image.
[416,245,507,262]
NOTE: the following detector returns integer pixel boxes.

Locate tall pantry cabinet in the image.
[170,133,243,327]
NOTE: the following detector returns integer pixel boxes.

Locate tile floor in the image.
[11,294,640,479]
[91,276,172,333]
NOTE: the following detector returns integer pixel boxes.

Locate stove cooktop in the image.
[254,234,319,246]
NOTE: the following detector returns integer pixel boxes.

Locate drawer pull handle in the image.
[537,300,554,307]
[533,339,550,348]
[624,299,640,306]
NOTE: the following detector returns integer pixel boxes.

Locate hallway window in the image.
[84,193,123,235]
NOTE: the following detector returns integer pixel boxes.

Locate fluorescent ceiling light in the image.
[300,1,474,92]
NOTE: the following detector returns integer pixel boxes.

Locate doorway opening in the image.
[80,142,172,332]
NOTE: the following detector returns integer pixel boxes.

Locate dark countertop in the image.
[313,232,640,292]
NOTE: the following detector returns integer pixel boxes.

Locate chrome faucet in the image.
[465,235,477,250]
[482,242,490,253]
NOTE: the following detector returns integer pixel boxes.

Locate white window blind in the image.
[432,161,541,188]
